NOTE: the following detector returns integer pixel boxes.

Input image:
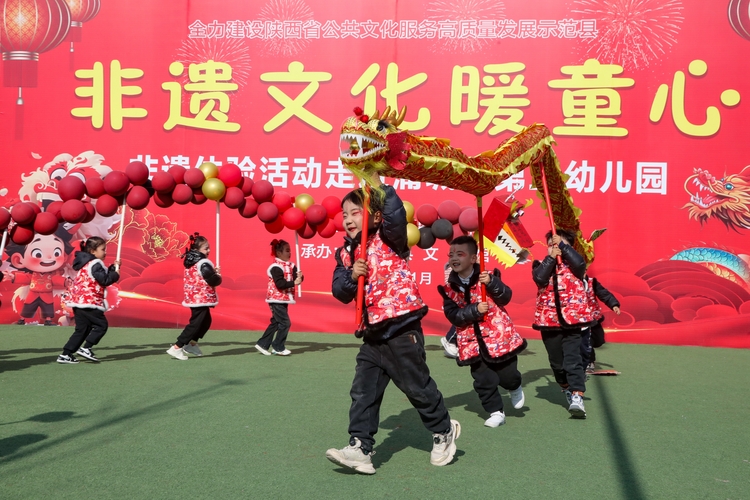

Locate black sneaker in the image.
[16,319,25,325]
[76,347,99,362]
[57,354,79,364]
[43,320,57,326]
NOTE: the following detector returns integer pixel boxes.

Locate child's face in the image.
[10,234,66,273]
[93,244,106,261]
[448,243,477,276]
[341,200,382,239]
[198,242,210,256]
[276,244,291,261]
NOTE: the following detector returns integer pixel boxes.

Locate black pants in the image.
[470,356,522,414]
[63,308,108,355]
[541,328,586,393]
[580,327,593,367]
[21,296,55,320]
[256,303,291,351]
[176,307,212,347]
[348,326,451,453]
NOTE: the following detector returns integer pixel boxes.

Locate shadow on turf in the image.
[0,411,82,427]
[0,434,48,458]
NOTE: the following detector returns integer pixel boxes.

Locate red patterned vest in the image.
[534,262,596,328]
[586,276,604,321]
[66,259,107,311]
[266,258,296,304]
[443,281,525,363]
[338,232,425,325]
[182,258,218,307]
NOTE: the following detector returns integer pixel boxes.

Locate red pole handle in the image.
[355,186,370,327]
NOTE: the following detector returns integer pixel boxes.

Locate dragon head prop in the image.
[339,106,411,175]
[481,196,534,268]
[683,166,750,231]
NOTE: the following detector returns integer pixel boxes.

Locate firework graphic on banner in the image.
[175,37,252,99]
[258,0,314,57]
[426,0,506,54]
[572,0,684,71]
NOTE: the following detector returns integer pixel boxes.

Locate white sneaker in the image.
[76,347,100,362]
[271,348,291,356]
[325,438,376,475]
[484,411,505,428]
[183,344,203,356]
[254,344,272,356]
[562,387,573,405]
[568,393,586,418]
[430,419,461,466]
[440,337,458,359]
[510,386,525,409]
[166,345,188,360]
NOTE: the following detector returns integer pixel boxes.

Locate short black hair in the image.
[545,228,576,245]
[341,188,384,215]
[449,235,478,255]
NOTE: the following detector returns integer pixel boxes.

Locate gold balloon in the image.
[406,223,420,247]
[202,178,226,201]
[403,200,415,223]
[198,161,219,179]
[294,193,315,212]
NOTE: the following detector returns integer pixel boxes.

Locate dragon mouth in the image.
[339,133,385,161]
[685,173,724,209]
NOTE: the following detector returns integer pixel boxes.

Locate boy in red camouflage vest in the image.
[325,173,460,475]
[532,229,597,418]
[438,235,527,428]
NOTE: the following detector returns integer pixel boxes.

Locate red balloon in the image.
[416,204,439,226]
[184,168,206,188]
[11,203,36,225]
[85,176,106,199]
[125,161,150,185]
[153,191,174,208]
[61,199,87,223]
[321,196,342,218]
[305,204,328,226]
[95,194,119,217]
[172,184,194,205]
[258,202,279,223]
[218,163,243,187]
[458,208,479,232]
[333,211,344,231]
[33,212,59,235]
[265,218,285,234]
[10,224,34,245]
[126,185,151,210]
[151,172,176,193]
[317,218,337,238]
[58,175,86,201]
[223,187,245,209]
[239,177,254,196]
[252,180,274,203]
[169,165,187,184]
[0,208,11,229]
[30,203,42,215]
[297,222,317,239]
[272,192,293,213]
[82,201,97,223]
[103,171,131,197]
[192,188,208,205]
[282,207,306,230]
[239,198,259,218]
[438,200,462,224]
[46,201,64,221]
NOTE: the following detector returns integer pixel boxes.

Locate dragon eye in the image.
[376,120,388,131]
[725,183,734,190]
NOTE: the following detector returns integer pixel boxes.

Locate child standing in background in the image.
[166,233,221,361]
[57,237,120,364]
[582,275,621,372]
[255,239,303,356]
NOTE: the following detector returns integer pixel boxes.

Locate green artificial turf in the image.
[1,327,748,499]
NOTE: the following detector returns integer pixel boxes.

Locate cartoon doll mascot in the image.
[5,225,76,325]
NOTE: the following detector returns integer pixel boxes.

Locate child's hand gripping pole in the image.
[538,161,561,265]
[476,195,487,302]
[355,185,370,327]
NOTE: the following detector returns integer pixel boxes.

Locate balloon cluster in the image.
[258,191,343,240]
[406,200,479,249]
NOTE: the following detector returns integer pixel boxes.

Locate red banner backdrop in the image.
[1,0,749,347]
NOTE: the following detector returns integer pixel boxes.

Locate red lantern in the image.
[0,0,71,104]
[62,0,100,46]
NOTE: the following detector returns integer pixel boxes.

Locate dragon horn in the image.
[380,106,391,120]
[394,106,407,127]
[373,109,380,120]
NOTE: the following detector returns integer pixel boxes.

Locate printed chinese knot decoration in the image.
[0,0,71,104]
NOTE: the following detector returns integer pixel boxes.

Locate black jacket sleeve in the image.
[270,266,294,291]
[379,185,408,257]
[532,257,556,287]
[437,285,483,328]
[593,278,620,310]
[486,269,512,306]
[200,262,222,287]
[332,248,358,304]
[559,242,586,280]
[91,263,120,287]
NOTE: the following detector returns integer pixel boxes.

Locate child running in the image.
[326,173,459,474]
[166,233,221,360]
[254,239,303,356]
[57,237,120,364]
[438,236,527,427]
[582,274,621,372]
[532,229,597,418]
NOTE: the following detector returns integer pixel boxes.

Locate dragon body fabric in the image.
[339,108,596,263]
